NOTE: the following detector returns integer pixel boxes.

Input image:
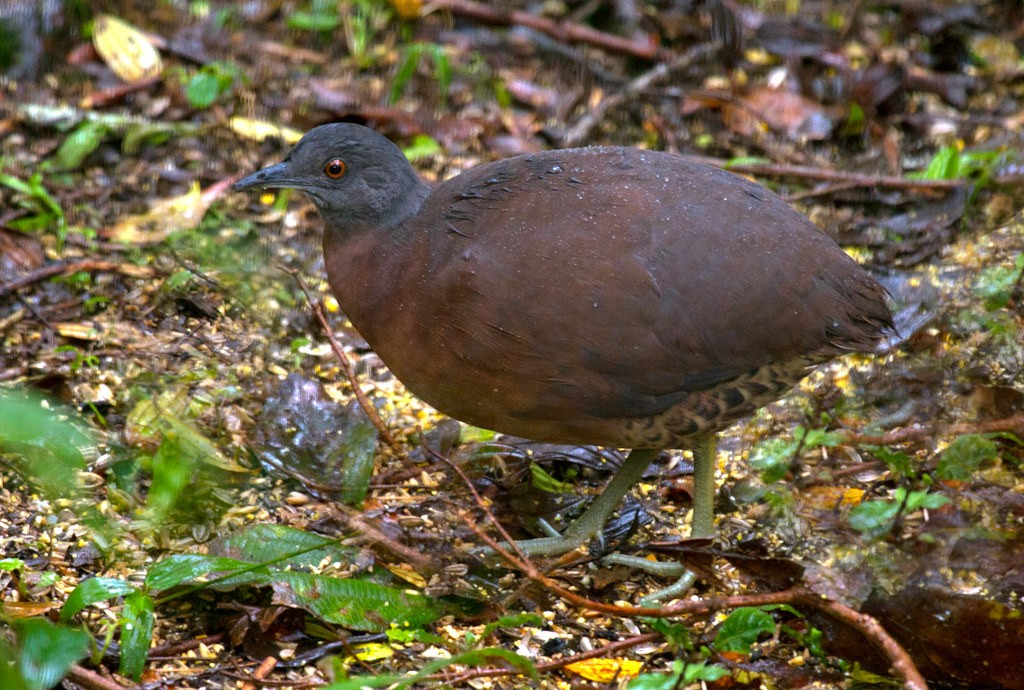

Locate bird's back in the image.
[338,146,891,446]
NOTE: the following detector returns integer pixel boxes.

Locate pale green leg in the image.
[601,434,718,604]
[483,447,661,558]
[479,436,720,605]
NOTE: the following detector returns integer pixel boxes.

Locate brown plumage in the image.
[235,123,892,561]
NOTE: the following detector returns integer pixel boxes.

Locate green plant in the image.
[343,0,391,67]
[60,524,446,680]
[0,618,91,690]
[54,345,100,373]
[750,423,843,484]
[974,254,1024,311]
[287,0,341,32]
[935,434,999,482]
[848,487,950,539]
[912,144,1004,188]
[390,42,451,107]
[54,121,109,170]
[627,659,729,689]
[0,169,67,249]
[184,61,243,109]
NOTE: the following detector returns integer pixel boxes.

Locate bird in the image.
[233,122,892,565]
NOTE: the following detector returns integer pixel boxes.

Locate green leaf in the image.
[723,155,772,167]
[713,606,776,653]
[973,256,1024,311]
[848,487,948,538]
[12,618,90,690]
[936,434,998,481]
[55,121,108,169]
[428,44,451,106]
[272,572,443,631]
[0,634,28,690]
[904,489,950,512]
[640,617,693,649]
[401,134,442,161]
[61,577,138,621]
[795,425,843,449]
[185,71,221,109]
[390,43,423,104]
[870,446,915,478]
[750,437,795,484]
[848,494,901,538]
[529,462,575,493]
[338,411,378,506]
[628,659,729,689]
[0,389,91,500]
[209,524,346,567]
[287,10,339,31]
[918,145,960,180]
[144,554,261,590]
[145,433,195,522]
[119,592,155,680]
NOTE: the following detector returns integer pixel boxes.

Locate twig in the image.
[65,664,135,690]
[240,655,278,690]
[792,589,927,690]
[436,632,662,684]
[448,450,930,690]
[428,444,534,566]
[283,267,402,453]
[561,43,720,147]
[427,0,666,61]
[838,413,1024,446]
[332,504,438,574]
[79,75,161,109]
[0,260,154,299]
[147,632,226,658]
[462,515,928,689]
[687,157,968,192]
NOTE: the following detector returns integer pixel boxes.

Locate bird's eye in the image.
[324,158,346,179]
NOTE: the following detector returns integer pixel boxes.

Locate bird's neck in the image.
[320,181,433,343]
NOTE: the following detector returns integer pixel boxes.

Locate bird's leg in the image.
[481,447,661,559]
[689,433,717,539]
[600,434,718,603]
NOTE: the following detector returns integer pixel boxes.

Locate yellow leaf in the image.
[229,117,303,144]
[53,322,101,340]
[0,601,62,618]
[385,562,427,588]
[801,486,864,510]
[102,182,207,244]
[93,14,163,83]
[388,0,422,19]
[564,658,643,682]
[342,643,395,664]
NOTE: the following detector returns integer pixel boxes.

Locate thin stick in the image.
[428,0,665,61]
[0,260,154,298]
[283,267,402,452]
[562,43,719,147]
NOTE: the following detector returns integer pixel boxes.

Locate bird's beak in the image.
[232,161,296,192]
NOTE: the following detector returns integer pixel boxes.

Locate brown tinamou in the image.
[234,123,892,562]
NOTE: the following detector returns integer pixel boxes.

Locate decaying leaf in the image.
[229,117,303,144]
[92,14,163,83]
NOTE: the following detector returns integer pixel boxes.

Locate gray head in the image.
[233,123,428,227]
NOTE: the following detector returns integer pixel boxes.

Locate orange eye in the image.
[324,158,346,179]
